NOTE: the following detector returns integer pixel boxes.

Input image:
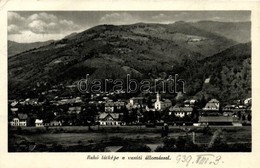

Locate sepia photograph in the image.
[7,10,252,153]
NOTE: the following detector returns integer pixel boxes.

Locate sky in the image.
[8,11,250,43]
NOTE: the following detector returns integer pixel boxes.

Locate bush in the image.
[202,126,213,135]
[91,143,106,152]
[77,140,82,145]
[88,139,94,143]
[118,143,151,152]
[155,136,201,152]
[51,143,63,152]
[208,129,229,152]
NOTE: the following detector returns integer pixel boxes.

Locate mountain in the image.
[9,22,242,98]
[63,32,78,39]
[180,42,251,103]
[8,40,54,57]
[190,21,251,43]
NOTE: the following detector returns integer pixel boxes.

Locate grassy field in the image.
[8,125,251,152]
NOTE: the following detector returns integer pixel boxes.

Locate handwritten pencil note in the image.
[176,154,223,166]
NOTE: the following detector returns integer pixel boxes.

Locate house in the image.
[203,99,220,111]
[129,97,144,106]
[169,107,193,118]
[223,105,235,111]
[127,97,145,109]
[10,113,28,127]
[24,98,39,106]
[18,113,28,126]
[10,100,19,107]
[105,101,115,112]
[199,116,234,125]
[154,93,172,111]
[184,99,196,107]
[35,119,44,127]
[10,107,19,113]
[98,113,122,126]
[104,100,126,112]
[114,101,126,110]
[10,118,20,126]
[145,105,156,112]
[244,98,252,105]
[50,120,62,126]
[68,106,82,114]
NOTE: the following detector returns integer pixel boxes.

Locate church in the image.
[154,92,172,111]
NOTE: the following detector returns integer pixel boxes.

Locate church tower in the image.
[156,92,160,102]
[155,92,161,110]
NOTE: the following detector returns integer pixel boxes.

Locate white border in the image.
[1,0,260,168]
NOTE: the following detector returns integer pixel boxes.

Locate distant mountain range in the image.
[190,21,251,43]
[8,40,54,57]
[8,21,251,102]
[8,21,250,57]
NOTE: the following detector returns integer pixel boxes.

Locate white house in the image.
[244,98,252,105]
[105,101,115,112]
[50,120,62,126]
[129,97,144,106]
[10,118,20,126]
[10,113,28,127]
[98,113,122,126]
[184,99,196,107]
[35,119,44,127]
[169,107,193,118]
[203,99,220,111]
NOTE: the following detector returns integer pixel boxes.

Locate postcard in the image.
[0,0,260,168]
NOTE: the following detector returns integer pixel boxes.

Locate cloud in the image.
[8,12,82,36]
[151,12,189,23]
[28,20,48,34]
[27,12,81,34]
[28,12,58,23]
[59,19,80,30]
[150,13,176,24]
[8,24,21,34]
[8,12,25,24]
[8,30,66,43]
[99,12,140,25]
[27,18,81,34]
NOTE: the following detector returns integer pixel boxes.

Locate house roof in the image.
[199,116,233,122]
[35,119,43,123]
[190,100,196,103]
[130,97,144,100]
[184,99,196,105]
[68,106,81,111]
[169,107,193,112]
[114,101,125,106]
[99,113,120,120]
[209,99,219,103]
[204,102,219,109]
[11,101,19,107]
[163,99,172,103]
[105,102,115,106]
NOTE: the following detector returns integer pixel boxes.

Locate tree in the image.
[247,113,252,122]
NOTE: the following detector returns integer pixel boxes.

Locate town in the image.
[8,82,252,128]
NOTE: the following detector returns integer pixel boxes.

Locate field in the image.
[8,125,251,152]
